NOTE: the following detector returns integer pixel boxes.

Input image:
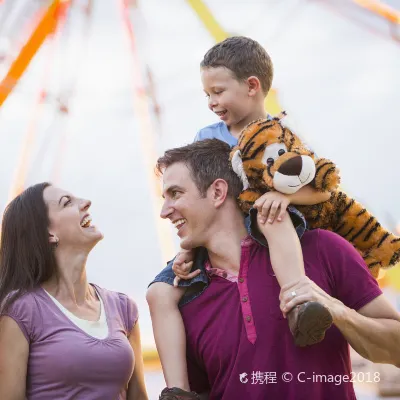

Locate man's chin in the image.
[179,238,195,251]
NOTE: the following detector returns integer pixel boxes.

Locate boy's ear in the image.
[247,76,262,96]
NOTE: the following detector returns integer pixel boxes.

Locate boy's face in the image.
[201,66,254,129]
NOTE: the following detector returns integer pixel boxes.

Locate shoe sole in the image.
[295,301,333,347]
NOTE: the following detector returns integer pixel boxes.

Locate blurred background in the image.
[0,0,399,398]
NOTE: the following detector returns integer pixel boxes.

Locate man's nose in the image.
[160,200,172,219]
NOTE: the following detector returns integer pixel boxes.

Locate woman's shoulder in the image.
[2,288,44,342]
[92,284,138,333]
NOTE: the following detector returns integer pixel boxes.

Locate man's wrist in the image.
[329,297,349,325]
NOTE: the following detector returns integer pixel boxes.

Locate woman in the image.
[0,182,148,400]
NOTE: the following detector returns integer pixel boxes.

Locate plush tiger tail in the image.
[328,191,400,277]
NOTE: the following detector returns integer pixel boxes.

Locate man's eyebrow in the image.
[58,195,71,205]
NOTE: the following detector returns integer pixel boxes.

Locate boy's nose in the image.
[208,97,218,109]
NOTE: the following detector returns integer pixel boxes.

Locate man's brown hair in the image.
[200,36,274,95]
[156,139,243,199]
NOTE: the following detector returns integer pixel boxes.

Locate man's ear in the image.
[210,179,229,208]
[247,76,262,97]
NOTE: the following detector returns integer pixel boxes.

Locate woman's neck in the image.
[42,250,93,305]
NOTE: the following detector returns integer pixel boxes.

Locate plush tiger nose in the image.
[278,156,302,176]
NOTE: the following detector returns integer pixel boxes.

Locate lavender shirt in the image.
[5,284,138,399]
[181,229,383,399]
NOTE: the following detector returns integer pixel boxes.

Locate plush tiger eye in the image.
[267,158,274,166]
[278,149,286,156]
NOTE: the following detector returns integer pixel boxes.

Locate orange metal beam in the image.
[353,0,400,24]
[0,0,65,108]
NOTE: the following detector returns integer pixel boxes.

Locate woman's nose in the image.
[80,199,91,211]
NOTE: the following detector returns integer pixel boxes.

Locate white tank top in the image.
[43,288,109,339]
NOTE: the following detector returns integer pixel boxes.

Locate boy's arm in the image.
[254,186,330,224]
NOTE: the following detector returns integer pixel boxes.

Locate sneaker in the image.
[159,387,201,400]
[287,301,333,347]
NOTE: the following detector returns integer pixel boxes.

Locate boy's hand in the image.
[172,249,200,287]
[254,191,290,225]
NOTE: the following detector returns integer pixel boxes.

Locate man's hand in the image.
[279,276,345,320]
[172,249,200,287]
[254,191,290,225]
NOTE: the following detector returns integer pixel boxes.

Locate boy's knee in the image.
[146,282,184,309]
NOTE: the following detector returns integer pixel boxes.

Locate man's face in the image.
[201,66,253,129]
[160,162,214,250]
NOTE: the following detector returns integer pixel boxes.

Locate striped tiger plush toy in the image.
[230,113,400,278]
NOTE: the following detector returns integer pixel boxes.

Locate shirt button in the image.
[246,315,252,322]
[242,296,248,302]
[238,278,244,283]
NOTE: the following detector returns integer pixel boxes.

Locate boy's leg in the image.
[147,282,200,399]
[259,213,333,346]
[146,282,191,390]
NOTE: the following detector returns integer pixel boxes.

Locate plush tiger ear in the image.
[231,149,250,191]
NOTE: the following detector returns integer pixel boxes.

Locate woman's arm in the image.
[0,316,29,400]
[127,321,149,400]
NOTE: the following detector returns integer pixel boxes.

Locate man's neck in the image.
[204,211,249,276]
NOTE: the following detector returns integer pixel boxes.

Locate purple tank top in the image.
[4,284,138,399]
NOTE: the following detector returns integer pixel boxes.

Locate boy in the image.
[147,37,332,400]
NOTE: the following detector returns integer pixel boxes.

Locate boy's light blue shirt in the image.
[193,121,238,147]
[194,116,273,146]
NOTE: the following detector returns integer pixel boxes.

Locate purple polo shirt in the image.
[181,229,382,400]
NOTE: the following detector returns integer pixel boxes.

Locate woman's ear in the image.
[49,233,59,246]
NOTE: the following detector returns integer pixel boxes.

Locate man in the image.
[149,138,400,399]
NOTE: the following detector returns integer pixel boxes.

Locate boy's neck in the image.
[228,106,268,138]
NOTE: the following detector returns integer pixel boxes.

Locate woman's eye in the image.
[64,200,71,207]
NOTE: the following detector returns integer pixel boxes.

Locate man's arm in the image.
[280,277,400,367]
[334,294,400,367]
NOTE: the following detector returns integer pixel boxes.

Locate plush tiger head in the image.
[230,114,316,195]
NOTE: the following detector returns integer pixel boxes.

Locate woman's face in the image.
[43,186,103,250]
